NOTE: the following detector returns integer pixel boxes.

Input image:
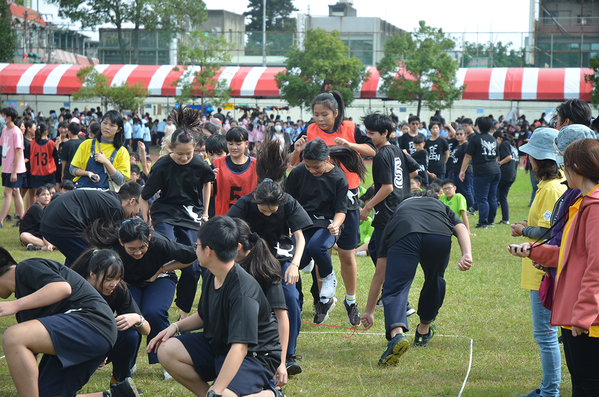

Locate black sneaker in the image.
[343,299,361,326]
[4,215,11,222]
[486,222,495,228]
[475,223,488,229]
[26,244,42,251]
[376,294,384,308]
[12,220,20,228]
[498,220,510,225]
[406,303,416,317]
[413,323,436,347]
[467,207,476,216]
[378,333,409,366]
[110,377,141,397]
[314,297,337,324]
[286,354,302,375]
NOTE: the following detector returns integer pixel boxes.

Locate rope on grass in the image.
[457,338,473,397]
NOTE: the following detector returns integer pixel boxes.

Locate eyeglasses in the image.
[456,133,464,136]
[442,187,455,191]
[410,122,419,125]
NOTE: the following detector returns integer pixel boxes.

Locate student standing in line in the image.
[494,131,519,225]
[446,123,458,180]
[411,134,429,186]
[0,107,26,228]
[28,123,57,193]
[399,116,424,155]
[452,127,475,212]
[425,121,449,181]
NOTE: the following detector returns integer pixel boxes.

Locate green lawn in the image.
[0,169,572,397]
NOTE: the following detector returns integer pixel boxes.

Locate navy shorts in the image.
[177,332,272,397]
[30,174,56,188]
[336,208,360,250]
[37,313,112,397]
[21,173,32,189]
[1,172,24,188]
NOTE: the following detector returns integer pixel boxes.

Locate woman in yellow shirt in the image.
[70,110,130,190]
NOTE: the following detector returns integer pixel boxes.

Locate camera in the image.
[90,174,99,182]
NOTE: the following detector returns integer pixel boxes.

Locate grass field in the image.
[0,168,572,397]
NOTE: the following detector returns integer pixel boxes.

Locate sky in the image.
[37,0,533,48]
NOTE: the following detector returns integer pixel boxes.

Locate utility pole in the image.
[262,0,266,67]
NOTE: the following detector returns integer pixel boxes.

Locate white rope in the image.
[457,338,474,397]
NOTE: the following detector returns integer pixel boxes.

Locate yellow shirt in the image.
[521,177,567,290]
[71,139,131,182]
[559,185,599,337]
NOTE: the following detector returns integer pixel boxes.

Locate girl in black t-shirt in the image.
[19,186,54,251]
[494,131,519,224]
[71,248,150,385]
[452,128,475,210]
[286,139,366,325]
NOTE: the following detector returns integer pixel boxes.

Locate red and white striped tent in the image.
[0,63,593,101]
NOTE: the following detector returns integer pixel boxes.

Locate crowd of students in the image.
[1,95,599,397]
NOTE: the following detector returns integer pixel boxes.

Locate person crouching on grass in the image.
[361,187,473,366]
[147,216,283,397]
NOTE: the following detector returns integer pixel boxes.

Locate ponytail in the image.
[303,138,366,181]
[311,90,345,131]
[35,123,48,142]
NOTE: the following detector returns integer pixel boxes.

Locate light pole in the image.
[262,0,266,67]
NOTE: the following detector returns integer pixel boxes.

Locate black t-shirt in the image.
[60,138,84,182]
[465,133,500,177]
[285,164,348,229]
[108,283,142,316]
[371,144,419,229]
[453,142,473,175]
[114,230,197,289]
[40,189,124,238]
[15,259,117,346]
[142,154,215,230]
[425,137,449,174]
[226,155,251,173]
[198,263,281,375]
[447,138,458,167]
[399,133,422,155]
[227,192,313,264]
[411,149,429,185]
[378,197,463,257]
[20,202,43,237]
[499,141,519,182]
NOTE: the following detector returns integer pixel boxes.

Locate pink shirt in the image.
[1,126,26,174]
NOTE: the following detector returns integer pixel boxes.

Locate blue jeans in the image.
[454,173,475,209]
[473,173,500,225]
[497,178,515,222]
[107,326,139,381]
[281,261,301,355]
[530,290,561,397]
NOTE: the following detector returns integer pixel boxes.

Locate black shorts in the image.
[177,332,272,396]
[37,313,112,397]
[30,174,56,189]
[1,172,24,188]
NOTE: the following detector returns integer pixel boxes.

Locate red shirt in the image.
[29,139,56,176]
[212,156,257,216]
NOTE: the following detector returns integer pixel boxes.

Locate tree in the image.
[245,0,297,57]
[0,1,17,62]
[462,40,524,68]
[174,31,234,107]
[74,66,149,112]
[275,28,368,109]
[585,55,599,113]
[47,0,206,64]
[377,21,464,117]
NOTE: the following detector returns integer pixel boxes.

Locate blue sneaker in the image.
[518,389,540,397]
[413,323,436,347]
[378,333,409,366]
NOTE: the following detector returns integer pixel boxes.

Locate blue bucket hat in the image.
[554,124,596,154]
[519,128,560,161]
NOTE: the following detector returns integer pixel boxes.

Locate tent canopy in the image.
[0,63,592,101]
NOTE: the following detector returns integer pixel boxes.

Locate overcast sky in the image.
[37,0,533,48]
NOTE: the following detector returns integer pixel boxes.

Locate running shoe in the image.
[314,297,337,324]
[110,377,141,397]
[26,243,42,251]
[378,333,409,366]
[413,323,436,347]
[344,299,361,326]
[319,271,337,299]
[301,259,314,274]
[474,223,488,229]
[286,354,302,375]
[406,303,416,316]
[498,220,510,225]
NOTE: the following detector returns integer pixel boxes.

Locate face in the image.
[207,151,226,163]
[365,128,387,148]
[409,120,419,133]
[401,124,409,134]
[456,130,466,143]
[496,136,503,145]
[410,179,421,192]
[170,142,195,165]
[195,144,206,158]
[463,123,473,133]
[101,118,120,140]
[89,271,120,296]
[227,140,248,158]
[447,129,456,139]
[304,158,329,177]
[123,197,141,219]
[19,122,25,134]
[130,172,139,183]
[36,190,51,206]
[235,246,250,263]
[556,114,571,131]
[442,184,456,198]
[26,123,37,134]
[256,203,279,216]
[312,104,338,132]
[120,238,149,260]
[430,125,440,135]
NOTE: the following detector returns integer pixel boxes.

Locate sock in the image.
[103,391,112,397]
[345,294,356,305]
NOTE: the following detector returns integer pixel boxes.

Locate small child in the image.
[19,186,54,251]
[205,134,228,164]
[411,134,429,186]
[425,121,449,181]
[439,179,472,235]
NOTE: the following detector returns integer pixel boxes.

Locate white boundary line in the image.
[300,332,474,396]
[0,355,4,360]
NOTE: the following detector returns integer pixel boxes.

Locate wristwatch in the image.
[207,391,222,397]
[134,315,145,328]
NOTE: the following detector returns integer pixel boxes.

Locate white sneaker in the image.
[355,251,367,257]
[130,364,137,376]
[164,368,173,381]
[302,259,315,274]
[319,270,337,299]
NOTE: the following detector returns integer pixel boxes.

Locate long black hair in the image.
[303,138,366,181]
[234,218,282,288]
[118,217,152,244]
[83,218,120,248]
[99,110,125,149]
[35,123,48,142]
[311,90,345,131]
[71,248,125,305]
[170,104,202,148]
[554,99,592,127]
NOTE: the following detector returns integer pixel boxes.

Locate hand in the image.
[137,142,146,153]
[45,244,55,251]
[147,324,178,354]
[511,223,525,237]
[532,261,547,271]
[458,253,472,271]
[202,214,209,222]
[213,168,219,178]
[0,301,20,317]
[10,173,17,183]
[88,172,100,183]
[572,326,588,337]
[327,223,340,236]
[55,136,62,145]
[334,137,350,148]
[361,311,374,330]
[273,363,288,387]
[294,136,307,151]
[97,357,108,371]
[115,313,141,331]
[459,171,465,182]
[94,150,108,165]
[359,206,371,221]
[508,243,531,258]
[144,268,162,283]
[469,232,477,237]
[284,264,299,285]
[429,172,437,179]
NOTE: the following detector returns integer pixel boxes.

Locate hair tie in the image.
[262,178,273,183]
[250,232,260,244]
[92,249,99,255]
